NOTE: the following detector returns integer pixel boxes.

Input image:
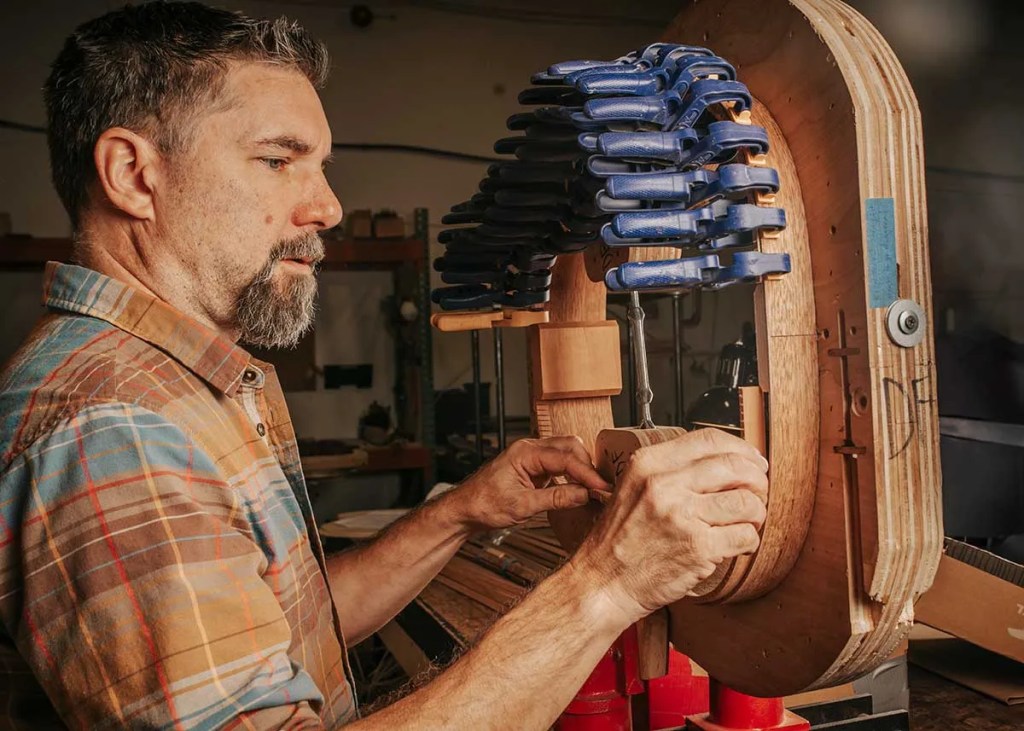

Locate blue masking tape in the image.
[866,197,897,308]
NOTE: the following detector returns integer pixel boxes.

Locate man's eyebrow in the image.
[253,135,334,166]
[253,136,316,155]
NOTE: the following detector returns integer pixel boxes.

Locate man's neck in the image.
[74,222,240,343]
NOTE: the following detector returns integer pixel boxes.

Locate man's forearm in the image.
[327,493,470,644]
[349,560,638,730]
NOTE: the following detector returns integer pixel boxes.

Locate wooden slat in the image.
[377,621,432,678]
[532,254,615,550]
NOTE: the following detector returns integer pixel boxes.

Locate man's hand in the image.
[349,429,767,729]
[330,435,608,643]
[445,436,610,533]
[347,429,769,729]
[573,428,769,623]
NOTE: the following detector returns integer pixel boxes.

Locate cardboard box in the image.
[910,625,1024,705]
[347,209,373,239]
[372,212,405,238]
[915,540,1024,664]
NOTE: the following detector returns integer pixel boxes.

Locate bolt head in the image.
[898,311,919,334]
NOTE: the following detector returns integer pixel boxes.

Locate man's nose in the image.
[295,173,343,232]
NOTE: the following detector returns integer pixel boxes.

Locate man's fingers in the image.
[707,522,761,559]
[682,453,769,501]
[695,489,766,527]
[523,446,610,492]
[525,484,590,514]
[634,428,768,474]
[533,436,594,469]
[641,454,768,508]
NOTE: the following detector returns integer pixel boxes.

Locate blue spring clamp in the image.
[604,250,791,292]
[605,254,720,290]
[599,164,780,210]
[602,202,785,248]
[535,43,713,84]
[577,79,752,130]
[581,121,768,173]
[573,54,737,97]
[432,284,551,311]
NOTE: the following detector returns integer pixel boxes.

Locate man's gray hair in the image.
[44,1,330,228]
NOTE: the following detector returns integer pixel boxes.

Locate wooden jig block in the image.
[529,321,623,401]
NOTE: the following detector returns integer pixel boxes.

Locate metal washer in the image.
[885,298,926,348]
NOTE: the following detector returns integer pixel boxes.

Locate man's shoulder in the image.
[0,311,198,467]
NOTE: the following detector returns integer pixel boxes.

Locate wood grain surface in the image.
[530,321,622,400]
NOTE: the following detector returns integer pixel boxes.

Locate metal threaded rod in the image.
[493,329,507,450]
[627,291,655,429]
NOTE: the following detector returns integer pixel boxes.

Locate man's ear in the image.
[92,128,161,222]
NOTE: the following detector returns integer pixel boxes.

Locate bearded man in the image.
[0,3,769,728]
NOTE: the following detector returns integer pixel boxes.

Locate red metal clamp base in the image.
[555,627,644,731]
[556,632,809,731]
[647,649,710,730]
[686,679,810,731]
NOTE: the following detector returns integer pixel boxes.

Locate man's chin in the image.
[235,269,319,349]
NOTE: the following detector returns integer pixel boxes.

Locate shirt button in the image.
[243,369,258,383]
[256,423,267,437]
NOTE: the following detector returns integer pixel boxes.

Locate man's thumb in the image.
[535,484,590,512]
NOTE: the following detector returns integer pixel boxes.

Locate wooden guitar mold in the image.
[528,0,943,696]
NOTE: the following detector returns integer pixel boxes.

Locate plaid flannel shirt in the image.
[0,263,357,729]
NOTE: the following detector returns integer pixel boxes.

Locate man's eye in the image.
[261,157,288,171]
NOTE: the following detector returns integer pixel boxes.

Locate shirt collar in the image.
[42,262,253,396]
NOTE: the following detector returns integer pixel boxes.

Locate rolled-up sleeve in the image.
[0,403,327,729]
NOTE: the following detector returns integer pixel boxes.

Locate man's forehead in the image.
[216,62,332,152]
[224,60,312,94]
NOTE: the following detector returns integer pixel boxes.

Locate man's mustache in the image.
[247,233,325,286]
[268,233,325,267]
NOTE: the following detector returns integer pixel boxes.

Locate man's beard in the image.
[236,233,324,349]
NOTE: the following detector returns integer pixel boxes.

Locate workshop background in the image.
[1,0,1023,726]
[2,0,1021,522]
[0,0,1021,528]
